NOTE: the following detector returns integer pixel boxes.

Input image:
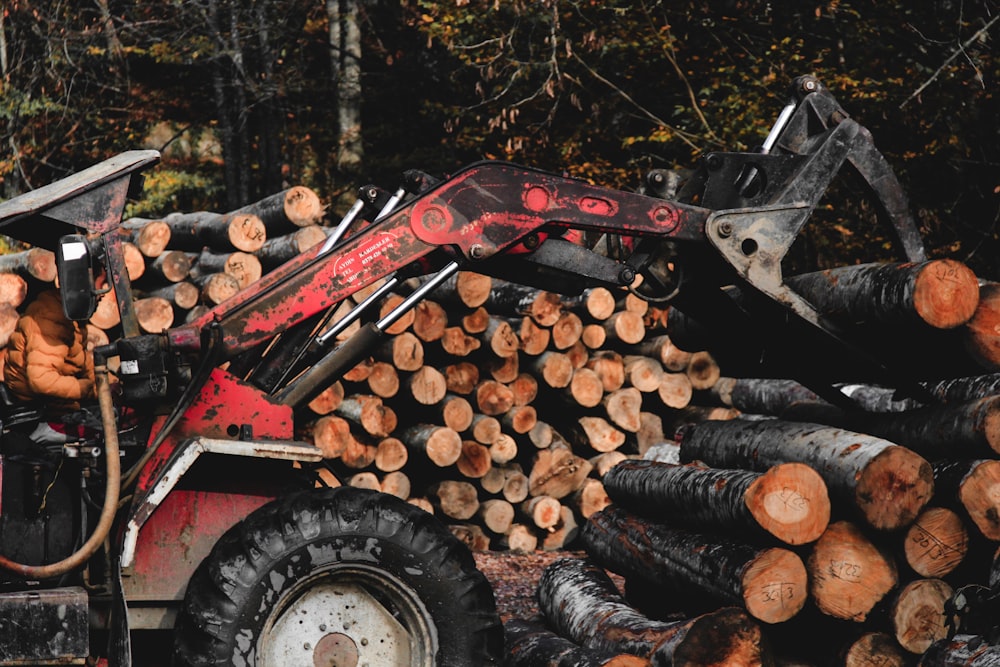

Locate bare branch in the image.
[900,14,1000,108]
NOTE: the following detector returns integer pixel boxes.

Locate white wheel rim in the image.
[257,565,437,667]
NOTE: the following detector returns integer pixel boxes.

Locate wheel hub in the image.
[258,571,434,666]
[313,632,358,667]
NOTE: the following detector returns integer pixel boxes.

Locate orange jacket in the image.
[4,289,95,411]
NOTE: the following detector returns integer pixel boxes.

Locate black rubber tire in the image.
[172,486,502,666]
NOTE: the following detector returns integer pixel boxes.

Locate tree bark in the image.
[603,459,829,546]
[503,618,652,667]
[679,419,934,531]
[582,506,808,624]
[786,259,980,329]
[538,557,768,663]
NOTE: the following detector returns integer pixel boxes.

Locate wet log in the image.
[503,618,652,667]
[253,225,327,271]
[540,504,579,551]
[806,521,898,622]
[449,523,491,551]
[786,259,980,330]
[162,210,267,252]
[783,396,1000,461]
[582,506,808,624]
[711,377,821,415]
[234,186,324,232]
[919,634,1000,666]
[923,374,1000,404]
[571,478,612,520]
[603,459,830,546]
[538,557,767,664]
[679,419,934,531]
[189,248,262,290]
[933,459,1000,541]
[457,440,492,479]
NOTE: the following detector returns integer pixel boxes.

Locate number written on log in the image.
[760,582,797,607]
[910,527,955,561]
[828,560,863,582]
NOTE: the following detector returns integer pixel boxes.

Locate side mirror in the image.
[56,234,97,321]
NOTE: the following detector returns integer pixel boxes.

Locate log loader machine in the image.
[0,76,933,665]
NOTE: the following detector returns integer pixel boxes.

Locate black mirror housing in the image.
[56,234,97,321]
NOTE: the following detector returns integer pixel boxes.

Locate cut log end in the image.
[913,259,980,329]
[890,578,953,655]
[957,458,1000,540]
[739,548,808,624]
[807,521,898,622]
[855,445,934,531]
[667,607,766,667]
[744,462,831,545]
[904,507,969,578]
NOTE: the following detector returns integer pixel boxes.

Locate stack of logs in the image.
[8,186,1000,663]
[504,259,1000,666]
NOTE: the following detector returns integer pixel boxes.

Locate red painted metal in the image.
[134,367,293,498]
[124,485,278,603]
[166,162,710,362]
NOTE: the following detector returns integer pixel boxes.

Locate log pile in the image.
[10,183,1000,663]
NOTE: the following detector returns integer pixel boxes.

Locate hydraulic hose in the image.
[0,362,121,580]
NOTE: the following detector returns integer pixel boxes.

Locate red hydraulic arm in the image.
[166,161,712,361]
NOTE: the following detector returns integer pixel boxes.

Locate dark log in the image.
[233,186,324,232]
[253,225,327,271]
[679,419,934,531]
[932,459,1000,541]
[602,459,830,546]
[481,278,562,325]
[562,287,617,322]
[189,248,262,290]
[141,281,200,311]
[963,282,1000,371]
[503,618,652,667]
[924,374,1000,404]
[432,270,493,308]
[162,210,267,252]
[121,218,171,257]
[919,634,1000,666]
[147,249,193,283]
[806,521,898,622]
[711,377,821,415]
[784,396,1000,461]
[537,557,768,664]
[582,506,808,624]
[786,259,980,330]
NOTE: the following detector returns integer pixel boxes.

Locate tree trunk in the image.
[603,459,829,546]
[234,186,324,232]
[933,459,1000,541]
[886,578,953,654]
[503,618,652,667]
[538,557,768,664]
[919,634,1000,666]
[582,506,807,624]
[786,259,980,329]
[329,0,363,173]
[679,419,933,531]
[162,210,266,252]
[253,225,327,271]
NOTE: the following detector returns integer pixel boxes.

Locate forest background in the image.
[1,0,998,277]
